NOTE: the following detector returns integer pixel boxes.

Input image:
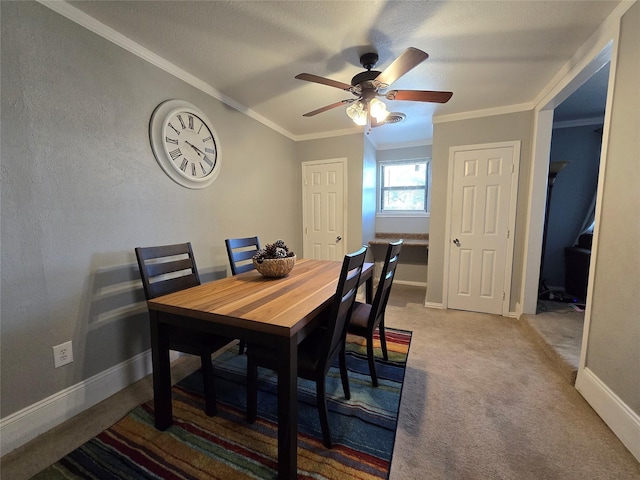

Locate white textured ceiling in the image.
[67,0,619,147]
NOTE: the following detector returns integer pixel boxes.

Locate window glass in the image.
[380,160,429,212]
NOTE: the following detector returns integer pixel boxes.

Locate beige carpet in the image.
[2,286,639,480]
[521,300,584,385]
[386,300,639,479]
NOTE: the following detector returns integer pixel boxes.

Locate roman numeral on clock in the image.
[177,115,186,129]
[169,148,182,161]
[168,123,180,135]
[188,115,194,130]
[180,158,189,171]
[165,137,178,145]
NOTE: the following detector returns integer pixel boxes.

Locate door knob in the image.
[453,238,461,247]
[336,236,342,242]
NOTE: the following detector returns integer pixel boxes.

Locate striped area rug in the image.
[34,328,411,480]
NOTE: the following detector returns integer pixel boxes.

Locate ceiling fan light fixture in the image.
[370,98,389,122]
[346,101,367,126]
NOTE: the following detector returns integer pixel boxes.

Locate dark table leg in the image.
[366,275,373,304]
[362,262,374,303]
[277,335,298,479]
[150,311,172,430]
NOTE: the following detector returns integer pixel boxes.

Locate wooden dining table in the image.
[146,258,374,480]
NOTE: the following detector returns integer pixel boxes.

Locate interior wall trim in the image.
[553,117,605,129]
[424,302,444,309]
[432,102,534,125]
[35,0,294,140]
[0,350,155,455]
[575,367,640,462]
[394,279,427,288]
[35,0,363,143]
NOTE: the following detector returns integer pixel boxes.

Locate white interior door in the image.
[446,143,519,315]
[302,159,347,260]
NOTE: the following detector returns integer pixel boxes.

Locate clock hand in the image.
[185,141,206,157]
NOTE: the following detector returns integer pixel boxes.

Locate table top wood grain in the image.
[147,258,347,337]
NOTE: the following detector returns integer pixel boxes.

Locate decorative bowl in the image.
[253,255,296,278]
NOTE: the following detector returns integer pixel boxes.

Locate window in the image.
[379,159,430,213]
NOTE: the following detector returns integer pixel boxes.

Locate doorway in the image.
[301,158,347,260]
[522,43,612,383]
[538,64,608,307]
[444,141,520,316]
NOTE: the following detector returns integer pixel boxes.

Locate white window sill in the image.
[376,211,430,218]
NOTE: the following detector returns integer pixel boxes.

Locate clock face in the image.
[149,100,221,189]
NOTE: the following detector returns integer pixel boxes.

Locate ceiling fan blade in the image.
[295,73,354,91]
[302,99,356,117]
[375,47,429,86]
[386,90,453,103]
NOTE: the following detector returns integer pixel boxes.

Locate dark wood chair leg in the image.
[339,348,351,400]
[247,356,258,423]
[200,353,217,416]
[366,336,379,387]
[316,378,332,449]
[379,318,389,361]
[238,340,246,355]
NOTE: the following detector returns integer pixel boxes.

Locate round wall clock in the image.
[149,99,221,189]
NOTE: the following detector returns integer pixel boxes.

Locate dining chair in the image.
[225,236,261,275]
[135,242,234,416]
[224,236,261,354]
[246,246,368,449]
[347,240,403,387]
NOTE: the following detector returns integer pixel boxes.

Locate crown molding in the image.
[432,102,534,124]
[553,117,605,129]
[37,0,296,141]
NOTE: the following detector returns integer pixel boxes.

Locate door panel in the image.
[448,147,514,314]
[303,160,346,261]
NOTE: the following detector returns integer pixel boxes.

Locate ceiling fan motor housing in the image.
[351,70,381,87]
[360,52,379,69]
[352,52,382,87]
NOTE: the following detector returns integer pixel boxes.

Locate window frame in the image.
[377,158,431,216]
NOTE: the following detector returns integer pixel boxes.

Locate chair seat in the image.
[170,329,234,356]
[247,327,327,376]
[348,302,371,334]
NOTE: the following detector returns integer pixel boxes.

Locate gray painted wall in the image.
[362,137,377,248]
[585,1,639,414]
[1,2,299,417]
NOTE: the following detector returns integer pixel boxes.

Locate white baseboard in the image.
[424,302,444,309]
[575,366,640,462]
[0,350,156,456]
[394,280,427,288]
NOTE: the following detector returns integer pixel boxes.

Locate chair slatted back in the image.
[225,236,261,275]
[370,240,403,325]
[322,246,368,368]
[135,243,201,300]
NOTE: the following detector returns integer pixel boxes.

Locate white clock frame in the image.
[149,99,222,189]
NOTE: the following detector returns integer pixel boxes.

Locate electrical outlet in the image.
[53,341,73,368]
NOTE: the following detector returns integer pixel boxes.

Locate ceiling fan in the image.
[295,47,453,130]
